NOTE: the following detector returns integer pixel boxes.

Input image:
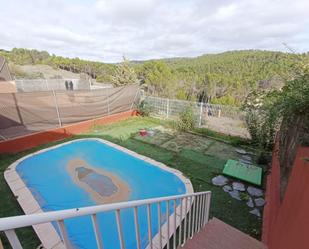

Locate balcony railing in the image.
[0,191,211,249]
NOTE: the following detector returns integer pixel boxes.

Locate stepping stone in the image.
[246,197,254,208]
[250,208,261,217]
[254,198,265,207]
[241,155,252,162]
[235,148,247,155]
[223,185,232,192]
[247,186,263,197]
[212,175,228,186]
[229,190,241,201]
[232,182,245,191]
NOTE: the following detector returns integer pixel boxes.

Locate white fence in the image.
[15,79,91,92]
[0,191,211,249]
[144,96,244,126]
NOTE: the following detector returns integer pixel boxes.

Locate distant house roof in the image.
[0,56,12,81]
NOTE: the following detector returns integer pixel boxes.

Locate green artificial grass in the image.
[0,116,262,248]
[223,159,263,186]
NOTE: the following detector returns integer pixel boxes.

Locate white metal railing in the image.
[0,191,211,249]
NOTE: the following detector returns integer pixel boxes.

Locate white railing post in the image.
[178,198,183,246]
[204,192,211,225]
[166,200,170,249]
[195,195,199,233]
[198,195,203,231]
[52,90,62,127]
[133,206,141,249]
[115,209,125,249]
[191,196,196,238]
[57,220,70,249]
[157,202,163,249]
[147,204,153,249]
[199,102,203,127]
[173,200,177,249]
[188,196,193,239]
[200,194,205,228]
[182,197,188,245]
[4,229,23,249]
[91,214,104,249]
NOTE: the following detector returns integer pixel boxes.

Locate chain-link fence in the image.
[144,96,249,138]
[0,85,140,140]
[15,79,91,92]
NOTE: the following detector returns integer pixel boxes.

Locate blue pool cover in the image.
[16,139,187,249]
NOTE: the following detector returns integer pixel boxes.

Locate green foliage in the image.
[243,56,309,150]
[2,48,307,107]
[111,57,139,86]
[211,94,240,106]
[1,47,115,82]
[138,60,176,97]
[137,100,152,117]
[242,91,280,150]
[177,106,196,131]
[8,63,44,79]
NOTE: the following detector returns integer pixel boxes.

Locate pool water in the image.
[16,139,188,249]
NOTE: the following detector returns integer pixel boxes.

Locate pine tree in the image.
[111,57,139,86]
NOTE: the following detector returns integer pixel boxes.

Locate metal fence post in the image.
[45,79,49,91]
[52,90,62,127]
[199,102,203,127]
[107,88,110,115]
[21,79,24,92]
[166,98,169,119]
[130,89,139,110]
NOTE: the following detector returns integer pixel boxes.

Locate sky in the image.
[0,0,309,63]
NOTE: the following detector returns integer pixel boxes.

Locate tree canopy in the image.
[1,48,308,106]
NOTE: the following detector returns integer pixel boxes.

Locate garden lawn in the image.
[0,116,262,249]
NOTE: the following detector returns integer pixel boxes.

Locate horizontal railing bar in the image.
[0,191,210,231]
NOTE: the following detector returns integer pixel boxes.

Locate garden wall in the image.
[263,146,309,249]
[0,110,137,153]
[263,114,309,249]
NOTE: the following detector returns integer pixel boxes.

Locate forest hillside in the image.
[1,48,307,106]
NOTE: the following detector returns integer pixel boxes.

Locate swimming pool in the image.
[9,139,192,249]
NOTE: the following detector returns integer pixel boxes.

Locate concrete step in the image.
[182,218,267,249]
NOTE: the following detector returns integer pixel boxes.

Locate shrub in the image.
[177,106,196,131]
[137,100,152,117]
[242,91,280,150]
